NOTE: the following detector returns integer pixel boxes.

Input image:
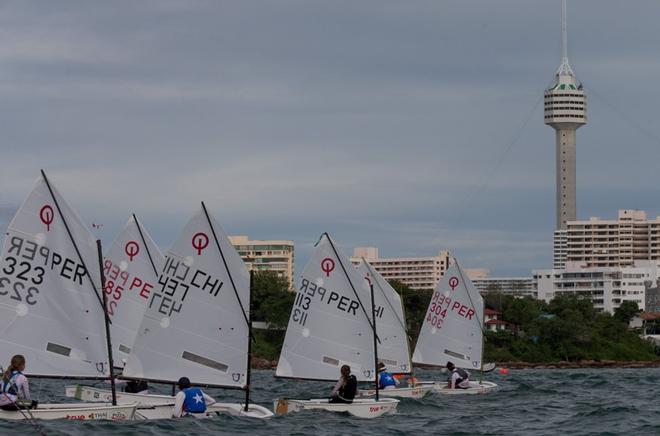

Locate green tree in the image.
[250,270,295,329]
[387,280,432,345]
[613,301,640,324]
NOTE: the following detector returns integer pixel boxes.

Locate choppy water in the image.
[4,368,659,435]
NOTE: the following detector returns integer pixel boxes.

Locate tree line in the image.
[249,271,659,362]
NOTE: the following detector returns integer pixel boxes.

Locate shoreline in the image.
[251,358,660,370]
[494,360,660,369]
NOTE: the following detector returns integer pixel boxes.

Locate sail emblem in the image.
[39,205,54,231]
[320,258,335,277]
[448,277,459,291]
[124,241,140,261]
[192,232,209,255]
[364,273,372,286]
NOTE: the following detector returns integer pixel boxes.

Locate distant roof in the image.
[640,312,660,321]
[485,319,508,325]
[484,308,501,316]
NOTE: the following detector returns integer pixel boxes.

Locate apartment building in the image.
[229,235,294,288]
[350,247,451,291]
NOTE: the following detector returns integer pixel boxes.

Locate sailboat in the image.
[355,259,433,399]
[0,171,137,420]
[412,260,497,395]
[71,203,273,419]
[274,234,399,418]
[65,214,165,402]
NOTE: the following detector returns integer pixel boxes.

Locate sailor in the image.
[446,362,470,389]
[124,379,149,394]
[172,377,216,418]
[329,365,357,404]
[377,362,398,390]
[0,355,37,411]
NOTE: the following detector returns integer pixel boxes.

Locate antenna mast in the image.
[561,0,568,62]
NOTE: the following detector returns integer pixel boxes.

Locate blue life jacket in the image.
[379,371,397,388]
[182,387,207,414]
[1,371,21,396]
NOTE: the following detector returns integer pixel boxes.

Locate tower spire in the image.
[561,0,567,61]
[557,0,574,77]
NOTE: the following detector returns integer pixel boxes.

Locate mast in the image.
[561,0,567,62]
[245,270,254,412]
[97,240,117,405]
[556,0,574,77]
[370,282,379,402]
[363,259,412,374]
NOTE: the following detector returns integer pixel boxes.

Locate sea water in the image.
[4,367,659,435]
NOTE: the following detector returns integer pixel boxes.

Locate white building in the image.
[350,247,451,291]
[554,210,660,270]
[469,272,536,298]
[229,235,295,288]
[533,261,660,313]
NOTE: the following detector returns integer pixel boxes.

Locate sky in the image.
[1,0,660,277]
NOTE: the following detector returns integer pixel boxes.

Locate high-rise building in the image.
[228,235,294,288]
[553,210,660,269]
[545,0,587,232]
[350,247,451,291]
[533,261,660,313]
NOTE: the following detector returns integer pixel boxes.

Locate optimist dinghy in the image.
[354,260,431,399]
[412,260,497,395]
[0,171,137,420]
[68,204,273,418]
[274,234,399,418]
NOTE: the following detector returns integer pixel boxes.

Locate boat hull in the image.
[273,398,399,418]
[434,380,498,395]
[0,402,137,421]
[66,385,174,405]
[65,385,273,418]
[357,384,433,399]
[135,403,274,419]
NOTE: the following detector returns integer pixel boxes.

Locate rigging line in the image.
[40,170,107,317]
[585,85,660,148]
[200,202,252,335]
[323,233,380,343]
[453,92,545,223]
[132,214,159,277]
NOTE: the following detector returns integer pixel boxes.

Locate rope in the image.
[0,390,47,435]
[452,92,545,223]
[585,85,660,149]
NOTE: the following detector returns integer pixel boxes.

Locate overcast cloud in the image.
[1,0,660,276]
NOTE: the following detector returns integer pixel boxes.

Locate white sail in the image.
[276,234,376,382]
[104,216,164,366]
[0,174,109,378]
[358,260,411,374]
[123,205,250,388]
[412,262,484,370]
